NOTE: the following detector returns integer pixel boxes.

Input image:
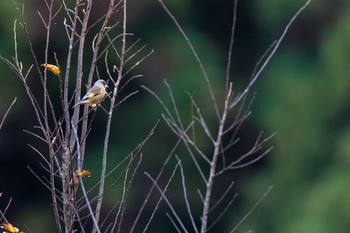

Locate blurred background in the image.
[0,0,349,232]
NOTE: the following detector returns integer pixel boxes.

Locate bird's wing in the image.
[82,85,103,100]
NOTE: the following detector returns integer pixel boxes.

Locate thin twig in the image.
[0,97,17,131]
[144,168,189,233]
[176,156,198,233]
[229,186,273,233]
[225,0,238,92]
[130,136,181,233]
[157,0,220,119]
[94,0,127,229]
[207,193,237,231]
[230,0,312,109]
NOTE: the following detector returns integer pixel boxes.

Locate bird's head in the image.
[95,79,108,88]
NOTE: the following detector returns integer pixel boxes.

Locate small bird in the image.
[73,79,108,108]
[41,63,61,76]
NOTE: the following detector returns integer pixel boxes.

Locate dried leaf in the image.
[41,63,61,76]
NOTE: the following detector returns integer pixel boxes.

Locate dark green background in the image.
[0,0,349,232]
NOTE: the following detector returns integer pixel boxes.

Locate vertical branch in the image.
[63,1,93,231]
[93,0,128,231]
[11,5,45,135]
[80,0,120,163]
[71,122,101,233]
[8,2,64,231]
[60,6,80,228]
[41,1,63,232]
[62,0,80,144]
[225,0,238,93]
[70,0,94,148]
[61,9,80,228]
[200,85,232,233]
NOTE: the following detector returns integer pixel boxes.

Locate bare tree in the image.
[138,0,312,232]
[1,0,152,232]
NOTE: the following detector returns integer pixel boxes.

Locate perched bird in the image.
[41,63,61,76]
[73,79,108,108]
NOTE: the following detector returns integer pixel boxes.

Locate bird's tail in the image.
[72,100,88,108]
[72,102,80,108]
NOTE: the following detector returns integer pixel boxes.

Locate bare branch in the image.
[188,93,215,143]
[225,0,238,92]
[207,193,237,231]
[166,213,182,233]
[209,181,235,213]
[228,133,275,168]
[37,11,48,28]
[176,156,199,233]
[157,0,220,119]
[92,2,129,228]
[114,153,143,233]
[130,136,182,233]
[229,186,273,233]
[27,144,50,167]
[0,97,17,131]
[27,166,52,191]
[123,48,154,78]
[2,197,13,221]
[144,166,189,233]
[230,0,312,109]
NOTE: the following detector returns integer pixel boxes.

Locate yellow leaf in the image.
[1,222,19,233]
[41,64,61,76]
[74,170,92,177]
